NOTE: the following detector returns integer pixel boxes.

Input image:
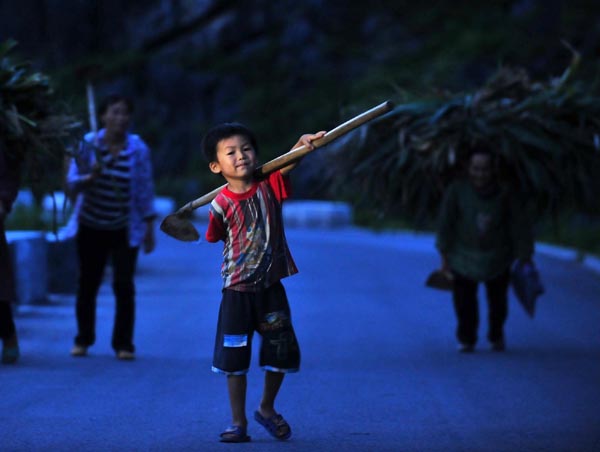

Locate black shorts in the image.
[212,281,301,375]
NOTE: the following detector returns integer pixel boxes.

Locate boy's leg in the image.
[227,375,248,427]
[257,282,300,372]
[254,370,291,440]
[212,290,253,374]
[254,282,296,440]
[259,370,285,418]
[212,289,253,439]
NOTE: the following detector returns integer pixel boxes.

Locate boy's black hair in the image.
[201,122,258,163]
[98,94,134,116]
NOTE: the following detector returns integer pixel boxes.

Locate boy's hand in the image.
[294,131,326,150]
[281,131,327,175]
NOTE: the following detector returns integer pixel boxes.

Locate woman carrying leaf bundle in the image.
[436,147,535,353]
[66,94,156,360]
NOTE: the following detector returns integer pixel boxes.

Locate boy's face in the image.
[209,135,258,181]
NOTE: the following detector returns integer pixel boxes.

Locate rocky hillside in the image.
[1,0,598,203]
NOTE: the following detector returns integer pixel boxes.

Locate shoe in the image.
[457,343,475,353]
[2,335,20,364]
[116,350,135,360]
[70,344,88,357]
[490,339,506,352]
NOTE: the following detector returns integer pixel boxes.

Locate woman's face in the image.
[101,100,131,136]
[468,153,493,190]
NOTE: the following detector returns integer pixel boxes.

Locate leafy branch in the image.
[323,47,600,223]
[0,39,83,199]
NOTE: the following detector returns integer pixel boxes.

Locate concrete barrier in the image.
[283,200,353,228]
[186,200,354,229]
[154,196,176,217]
[46,231,78,295]
[6,230,48,304]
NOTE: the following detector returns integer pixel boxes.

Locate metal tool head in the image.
[159,210,200,242]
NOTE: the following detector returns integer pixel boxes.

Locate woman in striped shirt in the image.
[66,94,156,360]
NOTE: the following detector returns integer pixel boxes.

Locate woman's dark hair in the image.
[467,141,494,161]
[98,94,134,116]
[201,122,258,162]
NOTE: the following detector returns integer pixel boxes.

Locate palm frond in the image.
[324,50,600,220]
[0,39,83,198]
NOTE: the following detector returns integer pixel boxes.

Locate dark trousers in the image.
[75,224,139,352]
[0,301,15,341]
[0,222,16,340]
[451,269,510,345]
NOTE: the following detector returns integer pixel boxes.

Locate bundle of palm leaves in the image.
[325,50,600,224]
[0,39,82,197]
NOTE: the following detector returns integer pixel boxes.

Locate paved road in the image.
[2,224,600,451]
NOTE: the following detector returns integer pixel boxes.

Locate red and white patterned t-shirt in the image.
[206,170,298,291]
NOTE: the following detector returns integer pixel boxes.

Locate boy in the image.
[202,122,325,443]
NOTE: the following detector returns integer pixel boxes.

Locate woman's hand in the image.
[81,162,103,186]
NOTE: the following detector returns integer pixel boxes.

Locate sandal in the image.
[254,411,291,440]
[219,425,251,443]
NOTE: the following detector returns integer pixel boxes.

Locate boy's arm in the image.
[279,131,326,175]
[206,204,226,242]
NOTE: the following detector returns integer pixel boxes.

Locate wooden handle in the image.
[178,100,394,212]
[86,81,99,146]
[257,100,393,175]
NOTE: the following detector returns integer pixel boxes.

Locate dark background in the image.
[2,0,599,204]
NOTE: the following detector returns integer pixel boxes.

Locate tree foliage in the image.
[0,39,81,199]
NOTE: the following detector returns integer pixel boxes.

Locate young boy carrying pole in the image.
[201,122,325,443]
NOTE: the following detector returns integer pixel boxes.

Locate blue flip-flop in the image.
[254,411,292,440]
[219,425,251,443]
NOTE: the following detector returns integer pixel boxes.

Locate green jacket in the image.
[435,180,534,281]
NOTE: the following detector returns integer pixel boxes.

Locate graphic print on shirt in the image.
[213,187,271,287]
[207,171,298,290]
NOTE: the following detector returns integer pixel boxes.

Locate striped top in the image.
[79,146,131,230]
[66,130,156,247]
